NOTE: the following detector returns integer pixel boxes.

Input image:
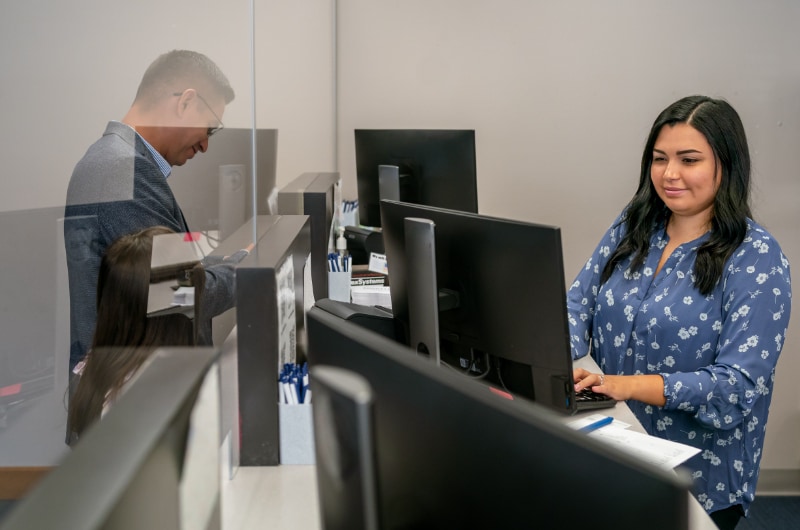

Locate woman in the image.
[568,95,791,529]
[67,226,204,440]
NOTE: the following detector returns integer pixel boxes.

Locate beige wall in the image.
[335,0,800,485]
[1,0,797,490]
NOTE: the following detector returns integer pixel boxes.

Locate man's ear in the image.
[174,88,197,118]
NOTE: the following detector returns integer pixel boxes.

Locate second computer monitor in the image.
[380,199,577,413]
[354,129,478,228]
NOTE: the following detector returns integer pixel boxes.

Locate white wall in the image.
[336,0,800,486]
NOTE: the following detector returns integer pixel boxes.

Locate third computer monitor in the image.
[380,199,581,413]
[354,129,478,228]
[306,306,689,529]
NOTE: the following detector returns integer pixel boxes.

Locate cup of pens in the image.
[327,252,352,302]
[279,362,315,465]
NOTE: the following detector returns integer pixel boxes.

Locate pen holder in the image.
[327,270,352,303]
[279,403,315,465]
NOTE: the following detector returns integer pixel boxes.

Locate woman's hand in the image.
[574,367,609,394]
[573,368,666,406]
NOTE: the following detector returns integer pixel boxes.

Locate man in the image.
[64,50,247,380]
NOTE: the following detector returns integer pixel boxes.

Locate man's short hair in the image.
[135,50,235,105]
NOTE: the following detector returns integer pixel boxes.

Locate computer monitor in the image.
[169,128,279,239]
[380,199,582,414]
[354,129,478,228]
[306,307,690,529]
[277,172,341,301]
[0,348,222,530]
[231,215,312,466]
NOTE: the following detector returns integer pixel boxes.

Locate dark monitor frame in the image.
[277,171,341,301]
[232,215,312,466]
[380,199,580,414]
[354,129,478,228]
[0,348,221,530]
[306,306,690,529]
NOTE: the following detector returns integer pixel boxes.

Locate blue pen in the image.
[579,416,613,433]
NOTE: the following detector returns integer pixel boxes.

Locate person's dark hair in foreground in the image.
[68,226,203,441]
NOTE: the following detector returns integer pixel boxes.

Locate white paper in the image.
[172,286,195,306]
[588,426,701,470]
[350,285,392,308]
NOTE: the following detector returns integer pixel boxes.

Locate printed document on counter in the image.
[577,414,700,469]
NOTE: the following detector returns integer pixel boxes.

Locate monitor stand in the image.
[404,217,441,365]
[310,366,380,530]
[378,165,401,202]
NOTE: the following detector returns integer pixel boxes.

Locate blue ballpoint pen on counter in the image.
[579,415,613,433]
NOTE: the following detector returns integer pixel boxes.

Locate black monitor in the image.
[306,306,690,529]
[380,199,584,414]
[0,348,222,530]
[354,129,478,228]
[231,215,312,466]
[169,128,279,239]
[277,172,341,301]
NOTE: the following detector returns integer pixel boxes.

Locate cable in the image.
[494,356,512,394]
[439,349,491,380]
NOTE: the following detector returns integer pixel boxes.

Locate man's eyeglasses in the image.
[173,91,225,137]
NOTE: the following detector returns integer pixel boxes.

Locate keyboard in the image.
[575,388,617,411]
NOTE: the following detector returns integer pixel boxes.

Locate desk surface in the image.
[221,355,716,530]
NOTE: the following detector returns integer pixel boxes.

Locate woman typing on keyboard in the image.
[567,95,791,530]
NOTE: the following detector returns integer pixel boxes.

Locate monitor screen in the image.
[354,129,478,228]
[306,306,689,529]
[380,199,579,413]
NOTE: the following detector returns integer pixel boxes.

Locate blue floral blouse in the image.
[567,213,792,515]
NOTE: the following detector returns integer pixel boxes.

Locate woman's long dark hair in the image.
[600,95,752,295]
[68,226,204,438]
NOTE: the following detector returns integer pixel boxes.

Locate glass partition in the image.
[0,0,337,474]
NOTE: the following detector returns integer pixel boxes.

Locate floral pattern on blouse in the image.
[567,213,792,515]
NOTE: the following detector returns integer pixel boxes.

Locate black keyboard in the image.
[575,388,617,411]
